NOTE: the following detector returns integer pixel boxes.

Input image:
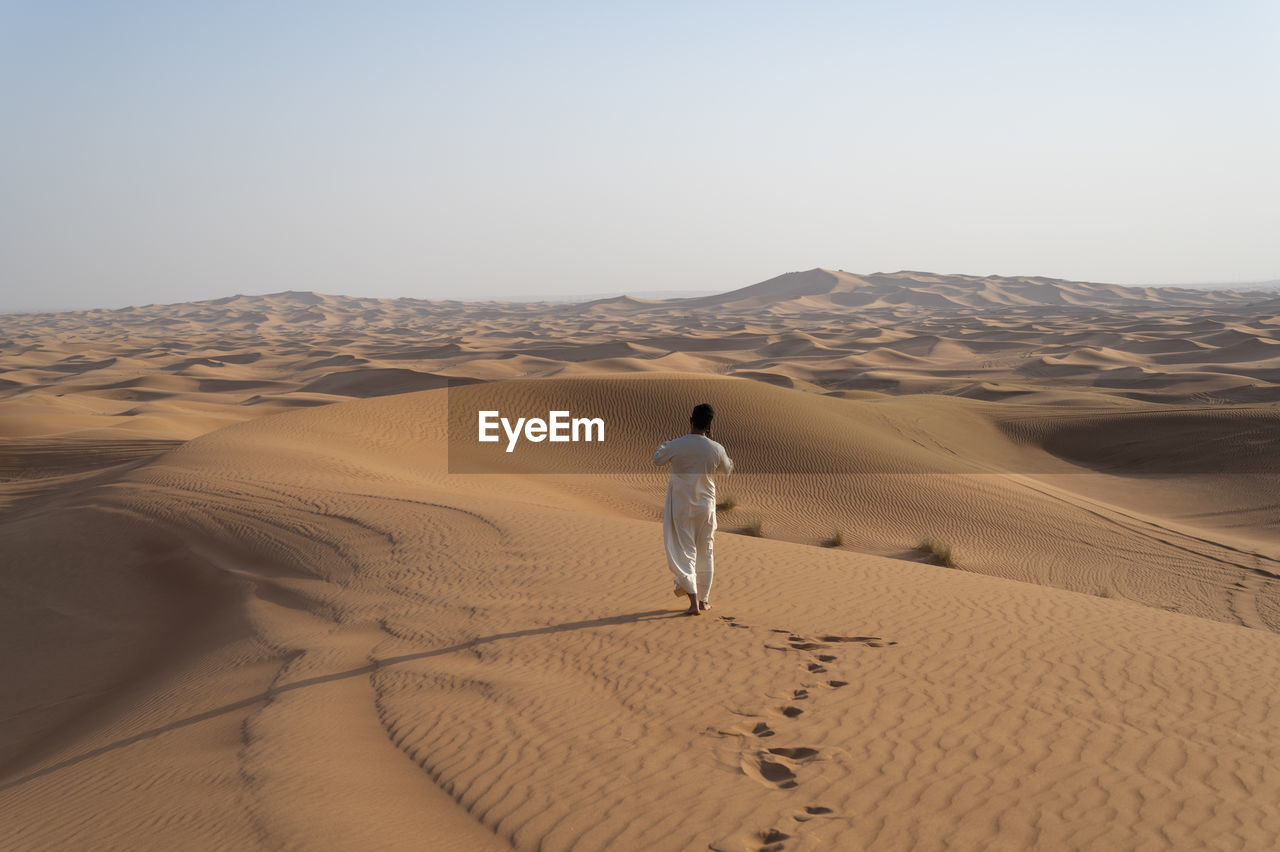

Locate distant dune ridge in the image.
[3,269,1280,443]
[2,270,1280,849]
[677,268,1275,312]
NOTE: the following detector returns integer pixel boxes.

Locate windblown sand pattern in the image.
[2,270,1278,849]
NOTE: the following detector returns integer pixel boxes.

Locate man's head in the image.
[690,403,715,432]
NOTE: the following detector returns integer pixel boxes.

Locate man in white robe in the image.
[653,403,733,616]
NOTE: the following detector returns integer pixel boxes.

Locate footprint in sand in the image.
[768,746,819,760]
[742,754,799,789]
[774,631,899,657]
[818,634,899,647]
[721,720,777,740]
[779,706,804,718]
[760,827,791,849]
[742,745,824,801]
[758,827,791,851]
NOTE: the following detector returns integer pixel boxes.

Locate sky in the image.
[2,0,1277,311]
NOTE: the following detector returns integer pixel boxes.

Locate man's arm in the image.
[718,445,734,475]
[653,441,674,466]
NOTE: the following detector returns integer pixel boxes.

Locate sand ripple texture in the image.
[2,376,1279,850]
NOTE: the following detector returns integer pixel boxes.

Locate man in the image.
[653,403,733,616]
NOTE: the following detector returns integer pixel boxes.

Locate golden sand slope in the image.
[3,376,1279,850]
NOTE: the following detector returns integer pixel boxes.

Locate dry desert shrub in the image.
[917,536,955,568]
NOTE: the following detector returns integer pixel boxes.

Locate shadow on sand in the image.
[0,608,680,792]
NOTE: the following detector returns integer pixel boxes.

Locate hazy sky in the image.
[2,1,1277,311]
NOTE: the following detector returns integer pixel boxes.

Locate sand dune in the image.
[3,270,1279,849]
[12,269,1273,434]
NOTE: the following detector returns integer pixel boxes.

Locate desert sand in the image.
[2,269,1279,850]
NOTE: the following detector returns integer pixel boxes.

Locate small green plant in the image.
[716,493,738,512]
[1094,587,1115,599]
[916,536,955,568]
[742,518,764,537]
[829,529,844,547]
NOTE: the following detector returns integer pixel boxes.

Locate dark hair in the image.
[690,403,715,431]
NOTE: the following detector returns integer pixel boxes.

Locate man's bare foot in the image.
[698,600,711,611]
[684,593,701,615]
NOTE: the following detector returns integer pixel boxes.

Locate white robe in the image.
[653,434,733,599]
